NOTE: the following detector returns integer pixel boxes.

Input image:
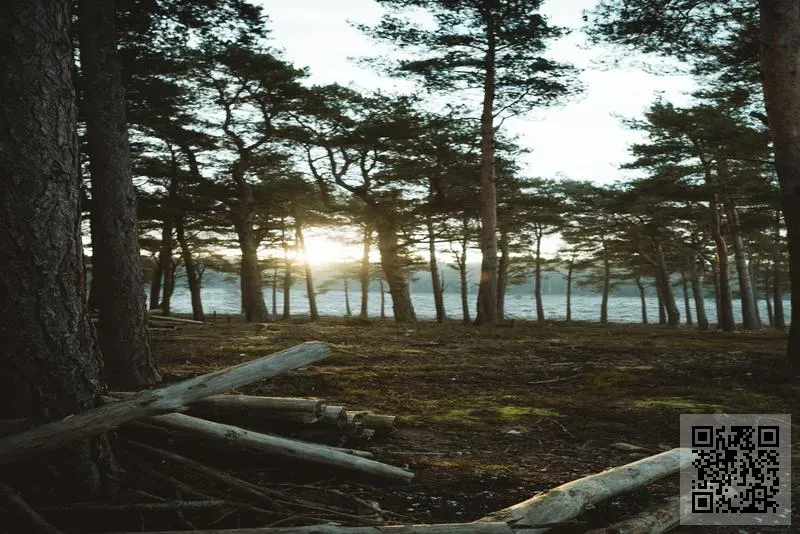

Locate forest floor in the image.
[146,316,799,533]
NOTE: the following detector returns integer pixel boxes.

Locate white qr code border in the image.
[679,413,791,526]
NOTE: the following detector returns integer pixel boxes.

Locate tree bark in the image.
[379,278,386,320]
[681,272,693,326]
[709,199,735,331]
[295,218,319,321]
[160,247,176,316]
[175,218,205,322]
[764,267,775,327]
[281,223,291,320]
[688,258,709,331]
[457,221,471,324]
[656,284,667,325]
[535,233,545,322]
[772,210,786,329]
[344,277,352,317]
[272,265,278,317]
[758,0,800,361]
[566,262,574,322]
[78,0,160,389]
[600,242,610,324]
[476,13,498,326]
[157,166,178,316]
[428,219,446,323]
[636,276,648,324]
[360,224,372,320]
[148,255,163,310]
[654,243,680,326]
[235,219,269,323]
[374,217,415,322]
[0,0,115,498]
[725,200,760,329]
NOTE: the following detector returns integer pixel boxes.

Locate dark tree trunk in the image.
[636,276,648,324]
[457,223,471,324]
[175,219,204,322]
[772,211,786,329]
[681,272,693,326]
[726,201,760,329]
[281,224,291,320]
[655,243,680,326]
[709,257,722,329]
[496,229,509,321]
[360,225,371,320]
[374,217,415,322]
[295,218,319,321]
[600,242,610,324]
[566,262,574,322]
[235,217,269,323]
[757,2,800,361]
[379,278,386,319]
[149,256,162,310]
[158,221,175,316]
[688,258,709,330]
[476,15,498,326]
[764,268,775,327]
[428,219,446,323]
[751,261,763,326]
[271,265,278,317]
[344,277,352,317]
[0,0,115,498]
[656,284,667,325]
[535,233,545,323]
[710,199,735,331]
[78,0,159,389]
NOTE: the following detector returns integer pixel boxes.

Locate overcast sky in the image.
[256,0,697,185]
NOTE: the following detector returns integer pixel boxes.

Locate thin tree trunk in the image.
[428,219,446,323]
[476,14,498,326]
[709,257,722,329]
[149,256,163,310]
[655,243,680,326]
[772,210,786,329]
[535,233,545,323]
[295,218,318,321]
[681,272,693,326]
[374,217,415,322]
[78,0,159,389]
[600,242,610,324]
[636,276,648,324]
[656,284,667,325]
[271,265,278,317]
[688,258,709,331]
[758,2,800,361]
[176,219,204,322]
[710,199,735,331]
[281,223,291,320]
[379,279,386,319]
[360,225,371,320]
[496,229,509,321]
[725,200,760,329]
[764,268,775,327]
[161,255,176,316]
[0,0,115,498]
[344,277,352,317]
[566,262,574,322]
[751,260,763,326]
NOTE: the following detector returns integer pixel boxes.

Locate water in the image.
[151,277,788,324]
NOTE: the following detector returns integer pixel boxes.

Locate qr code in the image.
[680,414,791,526]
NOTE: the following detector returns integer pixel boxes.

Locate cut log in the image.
[110,521,515,533]
[363,414,396,436]
[477,448,696,532]
[109,393,325,420]
[148,413,413,482]
[321,405,346,427]
[585,496,683,534]
[0,342,329,466]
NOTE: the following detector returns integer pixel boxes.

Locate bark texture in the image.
[688,259,709,330]
[175,219,205,322]
[374,217,415,322]
[636,277,648,324]
[78,0,160,389]
[534,234,545,322]
[427,220,445,323]
[359,225,371,320]
[726,201,760,329]
[0,0,114,498]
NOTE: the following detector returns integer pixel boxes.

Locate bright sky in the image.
[255,0,698,262]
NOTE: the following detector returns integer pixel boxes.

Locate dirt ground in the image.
[147,317,799,533]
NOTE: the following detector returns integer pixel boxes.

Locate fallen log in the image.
[0,482,63,534]
[111,521,515,533]
[477,448,696,532]
[0,342,329,466]
[148,413,413,482]
[321,406,346,427]
[363,414,396,436]
[148,315,206,325]
[585,496,683,534]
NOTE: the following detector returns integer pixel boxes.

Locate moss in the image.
[498,406,559,419]
[627,397,726,413]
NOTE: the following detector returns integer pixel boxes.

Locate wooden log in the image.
[363,414,396,436]
[189,395,325,419]
[477,448,696,532]
[0,342,329,466]
[110,521,515,533]
[0,482,63,534]
[321,405,346,427]
[148,314,205,325]
[149,413,413,482]
[585,496,683,534]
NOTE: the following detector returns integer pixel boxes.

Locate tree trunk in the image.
[566,263,574,322]
[636,276,648,324]
[476,16,498,326]
[535,233,545,322]
[688,258,709,331]
[236,222,269,323]
[600,242,610,324]
[344,277,352,317]
[379,278,386,319]
[654,243,680,326]
[161,254,176,315]
[758,0,800,361]
[496,229,509,321]
[148,255,162,310]
[374,217,415,322]
[656,284,667,325]
[710,199,735,331]
[751,261,763,326]
[78,0,159,389]
[428,219,446,323]
[764,267,775,327]
[681,272,693,326]
[272,265,278,317]
[772,210,787,329]
[282,224,291,320]
[0,0,115,498]
[359,225,371,320]
[725,201,760,329]
[295,218,319,321]
[175,219,205,322]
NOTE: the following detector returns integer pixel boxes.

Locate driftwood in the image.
[111,522,515,533]
[148,413,413,482]
[0,342,329,466]
[477,448,696,532]
[585,496,683,534]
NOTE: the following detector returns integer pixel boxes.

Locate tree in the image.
[363,0,577,325]
[0,0,115,499]
[78,0,160,388]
